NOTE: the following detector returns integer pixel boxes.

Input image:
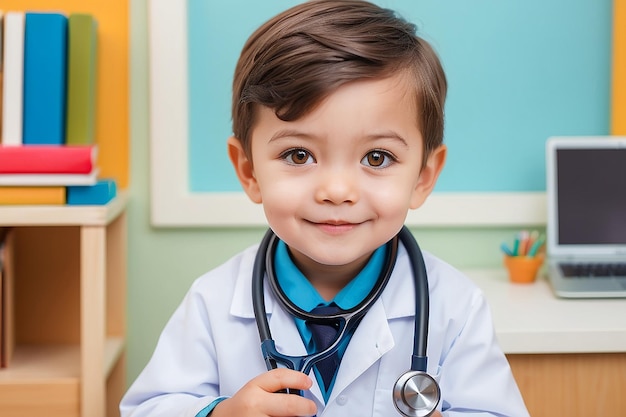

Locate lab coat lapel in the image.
[268,302,308,357]
[229,256,307,357]
[330,250,415,400]
[230,264,326,401]
[267,300,326,401]
[330,299,394,399]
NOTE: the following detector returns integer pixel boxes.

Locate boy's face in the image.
[229,74,446,281]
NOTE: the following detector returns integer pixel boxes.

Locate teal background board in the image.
[187,0,611,193]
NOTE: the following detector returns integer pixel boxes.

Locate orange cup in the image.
[503,255,544,283]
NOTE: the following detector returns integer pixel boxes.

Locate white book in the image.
[0,11,3,147]
[2,12,25,146]
[0,10,3,68]
[0,168,99,186]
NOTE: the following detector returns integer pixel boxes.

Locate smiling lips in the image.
[311,220,361,234]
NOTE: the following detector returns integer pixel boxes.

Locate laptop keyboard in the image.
[559,262,626,278]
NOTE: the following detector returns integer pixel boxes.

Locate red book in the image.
[0,145,97,174]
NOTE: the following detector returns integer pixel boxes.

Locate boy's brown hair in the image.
[231,0,447,165]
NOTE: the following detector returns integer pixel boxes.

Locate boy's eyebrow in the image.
[366,131,410,149]
[268,129,311,142]
[268,129,411,148]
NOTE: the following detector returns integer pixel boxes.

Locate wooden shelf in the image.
[0,344,80,381]
[104,338,125,377]
[0,191,127,226]
[0,338,124,382]
[1,197,127,417]
[0,379,80,417]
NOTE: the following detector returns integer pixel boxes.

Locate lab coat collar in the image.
[380,243,419,319]
[229,242,417,321]
[229,243,277,319]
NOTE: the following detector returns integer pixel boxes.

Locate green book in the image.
[65,14,97,145]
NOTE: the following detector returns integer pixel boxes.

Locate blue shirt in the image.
[274,240,385,401]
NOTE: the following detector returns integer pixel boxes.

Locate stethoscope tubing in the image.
[253,226,429,374]
[398,226,429,372]
[252,226,438,416]
[253,228,399,375]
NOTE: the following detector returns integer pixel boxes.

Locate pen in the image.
[527,234,546,257]
[517,230,530,256]
[512,234,520,256]
[500,242,514,256]
[502,231,545,258]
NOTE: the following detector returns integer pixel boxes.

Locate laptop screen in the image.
[556,147,626,245]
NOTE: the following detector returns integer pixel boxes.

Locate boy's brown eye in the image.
[283,148,314,165]
[367,151,384,167]
[361,150,394,168]
[292,149,309,164]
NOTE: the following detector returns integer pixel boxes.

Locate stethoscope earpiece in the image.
[393,370,440,417]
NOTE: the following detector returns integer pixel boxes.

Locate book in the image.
[0,168,99,186]
[1,228,15,368]
[0,242,2,366]
[1,12,25,146]
[23,12,68,145]
[0,11,3,141]
[0,144,97,174]
[0,187,66,205]
[0,229,3,367]
[65,14,98,145]
[67,179,116,205]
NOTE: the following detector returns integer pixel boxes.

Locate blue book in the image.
[67,179,117,205]
[23,13,68,145]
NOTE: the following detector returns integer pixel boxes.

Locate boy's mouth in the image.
[308,219,363,234]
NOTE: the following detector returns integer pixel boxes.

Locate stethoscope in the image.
[252,226,440,417]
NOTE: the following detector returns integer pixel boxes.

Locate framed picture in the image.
[148,0,613,227]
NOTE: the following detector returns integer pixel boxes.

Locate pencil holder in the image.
[503,255,544,284]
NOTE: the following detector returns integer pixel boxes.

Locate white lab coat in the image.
[121,242,529,417]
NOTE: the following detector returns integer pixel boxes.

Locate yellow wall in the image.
[613,0,626,134]
[2,0,129,188]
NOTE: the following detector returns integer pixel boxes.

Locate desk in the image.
[465,270,626,417]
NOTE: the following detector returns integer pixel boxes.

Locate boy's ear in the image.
[410,144,447,209]
[227,136,262,203]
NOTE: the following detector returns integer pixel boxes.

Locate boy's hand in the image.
[211,368,317,417]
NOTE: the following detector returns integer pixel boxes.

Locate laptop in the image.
[545,136,626,298]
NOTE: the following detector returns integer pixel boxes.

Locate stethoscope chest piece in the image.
[393,370,441,417]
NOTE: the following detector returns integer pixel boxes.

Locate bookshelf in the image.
[0,192,127,417]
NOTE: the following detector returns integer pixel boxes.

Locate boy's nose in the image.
[314,168,359,205]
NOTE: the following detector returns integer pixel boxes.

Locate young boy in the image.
[121,1,529,416]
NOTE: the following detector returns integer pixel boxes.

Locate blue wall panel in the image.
[187,0,611,192]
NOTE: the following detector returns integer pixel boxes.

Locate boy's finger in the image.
[265,392,317,417]
[260,368,313,393]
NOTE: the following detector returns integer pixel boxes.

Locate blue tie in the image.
[307,304,342,391]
